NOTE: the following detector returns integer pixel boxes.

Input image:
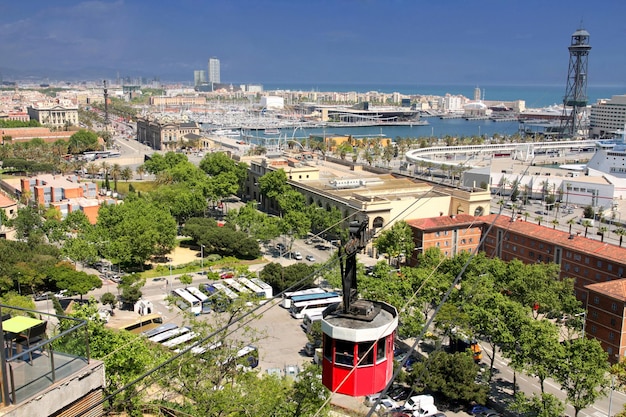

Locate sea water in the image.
[256,83,626,139]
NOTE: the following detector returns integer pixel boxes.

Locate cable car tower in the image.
[321,218,398,396]
[560,27,591,139]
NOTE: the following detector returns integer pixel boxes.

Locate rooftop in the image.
[480,213,626,265]
[585,279,626,302]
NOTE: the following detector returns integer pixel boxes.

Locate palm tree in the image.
[535,215,543,226]
[598,226,609,243]
[121,167,133,182]
[523,211,530,222]
[135,165,145,180]
[582,220,593,238]
[567,218,576,234]
[551,219,559,230]
[100,161,109,178]
[615,228,626,247]
[85,162,99,178]
[110,163,121,192]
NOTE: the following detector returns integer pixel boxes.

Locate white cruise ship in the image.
[586,139,626,178]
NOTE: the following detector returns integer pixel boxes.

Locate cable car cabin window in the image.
[335,340,354,366]
[358,342,374,366]
[376,338,386,363]
[323,334,332,361]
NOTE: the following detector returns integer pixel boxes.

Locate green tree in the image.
[57,301,166,414]
[49,262,102,300]
[11,205,45,245]
[100,292,117,310]
[68,129,99,154]
[557,337,609,417]
[118,275,145,309]
[199,151,248,190]
[95,197,177,267]
[260,262,316,293]
[179,274,193,286]
[373,220,415,266]
[257,169,290,201]
[510,392,566,417]
[517,318,563,393]
[410,350,487,404]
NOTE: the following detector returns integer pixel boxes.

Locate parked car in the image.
[376,397,400,412]
[33,292,51,301]
[305,255,315,262]
[389,385,412,402]
[293,252,303,260]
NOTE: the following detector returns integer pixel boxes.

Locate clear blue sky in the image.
[1,0,626,87]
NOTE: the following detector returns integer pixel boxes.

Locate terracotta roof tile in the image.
[585,279,626,302]
[479,213,626,264]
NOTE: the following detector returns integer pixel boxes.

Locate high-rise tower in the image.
[560,27,591,139]
[208,57,220,84]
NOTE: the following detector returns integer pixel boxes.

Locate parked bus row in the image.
[141,324,259,368]
[282,289,342,319]
[169,278,272,316]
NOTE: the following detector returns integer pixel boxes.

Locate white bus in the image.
[251,278,273,298]
[186,286,212,314]
[222,278,250,295]
[149,326,191,344]
[281,288,327,309]
[212,282,239,301]
[301,311,324,334]
[142,323,178,339]
[237,277,266,299]
[289,292,342,319]
[162,331,198,349]
[172,288,202,315]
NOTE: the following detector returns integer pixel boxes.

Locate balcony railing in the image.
[0,304,90,407]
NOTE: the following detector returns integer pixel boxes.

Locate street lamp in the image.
[200,244,205,273]
[608,374,616,417]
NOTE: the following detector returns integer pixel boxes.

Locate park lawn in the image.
[114,181,158,194]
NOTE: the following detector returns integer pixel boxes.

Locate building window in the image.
[469,238,473,243]
[591,325,597,334]
[608,264,613,272]
[594,296,600,304]
[592,310,598,319]
[375,338,386,363]
[444,241,449,246]
[335,340,354,367]
[608,347,613,355]
[435,232,440,237]
[612,302,618,311]
[444,231,449,236]
[609,332,615,340]
[358,342,374,366]
[597,260,602,268]
[461,239,466,244]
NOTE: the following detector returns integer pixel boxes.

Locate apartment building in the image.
[0,193,17,240]
[406,214,483,265]
[402,212,626,362]
[589,94,626,139]
[585,280,626,363]
[20,174,109,224]
[240,153,492,258]
[136,116,201,150]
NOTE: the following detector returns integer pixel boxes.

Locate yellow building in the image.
[238,153,491,258]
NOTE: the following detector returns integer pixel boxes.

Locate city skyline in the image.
[1,0,626,88]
